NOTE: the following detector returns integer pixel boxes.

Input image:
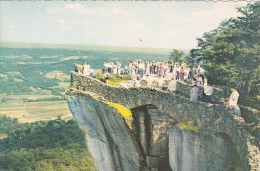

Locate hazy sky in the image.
[0,1,248,49]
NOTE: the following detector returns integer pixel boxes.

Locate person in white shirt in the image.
[203,80,213,103]
[117,61,121,75]
[167,78,178,93]
[104,62,108,73]
[145,62,151,77]
[83,63,90,76]
[226,88,240,110]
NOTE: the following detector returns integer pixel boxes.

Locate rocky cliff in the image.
[66,72,260,171]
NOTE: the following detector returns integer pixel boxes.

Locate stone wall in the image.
[176,80,230,103]
[70,72,239,126]
[67,72,260,171]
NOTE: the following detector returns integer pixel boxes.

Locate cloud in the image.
[47,3,96,16]
[159,12,178,20]
[110,7,130,16]
[60,24,72,30]
[47,3,131,18]
[191,3,245,23]
[47,7,64,15]
[1,1,250,49]
[64,3,86,11]
[85,32,97,37]
[128,22,145,28]
[64,3,95,15]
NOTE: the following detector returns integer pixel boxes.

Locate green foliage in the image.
[0,115,20,134]
[0,117,96,171]
[196,2,260,99]
[109,74,131,82]
[95,73,106,83]
[96,73,130,84]
[169,49,186,62]
[186,49,203,66]
[140,80,148,87]
[106,74,135,87]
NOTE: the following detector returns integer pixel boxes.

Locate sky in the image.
[0,1,249,50]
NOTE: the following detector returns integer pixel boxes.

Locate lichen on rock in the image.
[176,123,200,133]
[105,101,132,118]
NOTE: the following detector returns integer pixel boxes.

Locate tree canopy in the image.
[0,117,96,171]
[169,49,185,62]
[195,2,260,99]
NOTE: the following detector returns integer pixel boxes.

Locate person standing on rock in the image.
[157,63,161,78]
[74,63,79,73]
[190,84,200,101]
[133,76,140,87]
[196,77,204,101]
[190,85,200,101]
[176,64,180,80]
[203,81,213,103]
[116,61,121,75]
[145,62,150,77]
[168,77,178,94]
[139,61,145,78]
[226,88,240,110]
[75,63,83,75]
[83,63,90,76]
[179,67,184,82]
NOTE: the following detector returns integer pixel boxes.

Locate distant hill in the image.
[0,42,175,96]
[0,41,173,55]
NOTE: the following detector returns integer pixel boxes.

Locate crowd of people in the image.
[103,60,206,83]
[74,60,239,111]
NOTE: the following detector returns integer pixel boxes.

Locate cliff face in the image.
[66,73,260,171]
[169,126,239,171]
[67,93,142,171]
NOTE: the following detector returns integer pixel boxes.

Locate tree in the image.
[196,2,260,99]
[186,49,203,66]
[0,119,96,171]
[169,49,185,62]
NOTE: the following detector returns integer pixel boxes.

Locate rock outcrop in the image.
[67,92,142,171]
[66,72,260,171]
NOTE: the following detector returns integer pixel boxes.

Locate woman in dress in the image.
[179,67,184,81]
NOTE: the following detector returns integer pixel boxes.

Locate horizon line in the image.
[0,41,191,52]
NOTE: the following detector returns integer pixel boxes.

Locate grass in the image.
[106,80,126,87]
[0,100,72,123]
[95,73,131,87]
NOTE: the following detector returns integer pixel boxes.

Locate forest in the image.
[0,115,95,171]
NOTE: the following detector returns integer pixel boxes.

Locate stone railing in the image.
[175,81,230,103]
[72,71,229,103]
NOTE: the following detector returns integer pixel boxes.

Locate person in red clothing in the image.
[179,67,184,81]
[158,63,164,78]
